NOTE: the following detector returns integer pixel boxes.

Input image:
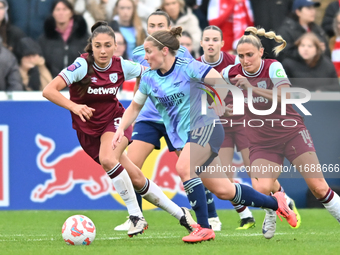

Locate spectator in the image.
[114,31,128,59]
[17,37,52,91]
[208,0,253,53]
[282,32,339,91]
[180,30,195,57]
[250,0,293,59]
[0,0,26,60]
[82,0,110,34]
[112,0,146,59]
[277,0,330,62]
[160,0,201,55]
[321,0,339,38]
[38,0,88,78]
[0,37,23,91]
[330,11,340,78]
[7,0,55,40]
[184,0,209,31]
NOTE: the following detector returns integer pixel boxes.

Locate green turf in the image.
[0,209,338,255]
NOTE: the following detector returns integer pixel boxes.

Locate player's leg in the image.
[292,151,340,223]
[99,131,148,237]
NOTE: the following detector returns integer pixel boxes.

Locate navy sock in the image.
[232,183,278,210]
[135,192,142,211]
[205,187,218,218]
[183,178,210,228]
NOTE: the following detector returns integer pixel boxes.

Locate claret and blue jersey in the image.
[138,57,219,149]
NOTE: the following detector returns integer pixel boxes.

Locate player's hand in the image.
[231,74,252,90]
[224,104,233,117]
[70,104,95,122]
[208,100,225,116]
[112,128,124,150]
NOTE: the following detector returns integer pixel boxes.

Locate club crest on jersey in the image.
[67,62,81,72]
[257,81,267,89]
[109,73,118,83]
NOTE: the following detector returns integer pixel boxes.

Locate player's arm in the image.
[112,90,147,149]
[133,77,141,95]
[43,58,95,122]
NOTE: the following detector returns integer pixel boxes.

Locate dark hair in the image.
[50,0,75,16]
[147,9,171,27]
[77,21,116,96]
[182,31,192,40]
[146,26,182,56]
[202,25,223,40]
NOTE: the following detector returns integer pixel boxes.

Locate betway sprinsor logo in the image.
[201,86,311,116]
[87,87,118,95]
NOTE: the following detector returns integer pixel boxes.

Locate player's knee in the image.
[252,182,272,195]
[210,186,234,200]
[175,162,190,181]
[310,181,329,199]
[100,157,119,172]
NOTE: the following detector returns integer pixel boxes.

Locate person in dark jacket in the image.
[282,32,340,91]
[7,0,55,40]
[0,0,26,60]
[38,0,88,78]
[321,0,339,38]
[0,36,23,91]
[277,0,330,62]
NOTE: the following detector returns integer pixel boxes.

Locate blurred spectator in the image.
[161,0,201,54]
[184,0,209,31]
[17,37,52,91]
[82,0,110,34]
[250,0,293,59]
[321,0,339,38]
[282,32,339,91]
[180,30,196,57]
[277,0,330,62]
[208,0,253,53]
[330,11,340,78]
[7,0,55,40]
[114,31,128,59]
[112,0,146,59]
[38,0,88,78]
[0,0,26,60]
[0,37,23,91]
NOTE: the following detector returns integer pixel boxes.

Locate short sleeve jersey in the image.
[139,57,216,149]
[59,53,143,136]
[222,59,306,145]
[132,45,193,124]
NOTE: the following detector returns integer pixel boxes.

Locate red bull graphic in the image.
[31,134,112,202]
[0,125,9,207]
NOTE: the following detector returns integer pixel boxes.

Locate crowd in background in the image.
[0,0,340,93]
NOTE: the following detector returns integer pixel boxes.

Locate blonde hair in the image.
[160,0,185,15]
[237,27,286,56]
[113,0,146,46]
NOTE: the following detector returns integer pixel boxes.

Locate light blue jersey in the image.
[132,45,193,124]
[138,57,218,149]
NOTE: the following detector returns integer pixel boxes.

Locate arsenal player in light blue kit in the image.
[222,26,340,239]
[113,26,297,243]
[43,21,197,237]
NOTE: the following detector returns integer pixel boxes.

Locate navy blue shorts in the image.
[132,121,176,152]
[188,123,225,170]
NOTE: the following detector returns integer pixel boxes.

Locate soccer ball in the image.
[61,215,96,245]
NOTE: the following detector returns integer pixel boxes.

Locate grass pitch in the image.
[0,209,338,255]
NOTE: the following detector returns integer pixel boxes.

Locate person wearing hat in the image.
[0,0,26,60]
[277,0,330,62]
[17,37,52,91]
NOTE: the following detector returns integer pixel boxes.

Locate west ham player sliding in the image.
[43,21,196,237]
[222,26,340,239]
[112,26,297,243]
[199,25,301,231]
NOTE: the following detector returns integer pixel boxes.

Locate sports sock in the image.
[205,187,218,218]
[232,203,253,219]
[108,164,143,217]
[232,183,278,210]
[136,178,183,220]
[183,178,209,228]
[318,188,340,223]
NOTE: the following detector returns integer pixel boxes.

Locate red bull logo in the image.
[31,134,113,202]
[0,125,9,207]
